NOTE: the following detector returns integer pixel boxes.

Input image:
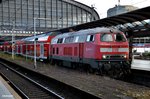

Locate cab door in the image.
[79,43,84,59]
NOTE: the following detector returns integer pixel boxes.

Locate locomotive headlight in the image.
[102,55,106,59]
[123,55,127,58]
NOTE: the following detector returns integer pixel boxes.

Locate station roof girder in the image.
[54,6,150,37]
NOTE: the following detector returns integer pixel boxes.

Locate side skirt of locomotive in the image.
[50,56,131,78]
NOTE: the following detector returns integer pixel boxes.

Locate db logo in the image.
[113,48,118,52]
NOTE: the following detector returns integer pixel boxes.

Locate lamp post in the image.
[11,22,23,60]
[34,18,37,68]
[12,21,15,59]
[33,17,51,68]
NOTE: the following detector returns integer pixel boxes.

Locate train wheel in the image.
[50,59,56,65]
[71,62,76,69]
[87,65,95,73]
[121,62,131,78]
[56,60,62,66]
[107,68,114,78]
[98,68,103,76]
[97,64,104,76]
[107,66,123,79]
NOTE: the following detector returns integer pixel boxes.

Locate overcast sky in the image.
[75,0,150,18]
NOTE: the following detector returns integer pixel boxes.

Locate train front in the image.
[96,31,130,77]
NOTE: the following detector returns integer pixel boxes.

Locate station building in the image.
[107,5,138,17]
[0,0,100,34]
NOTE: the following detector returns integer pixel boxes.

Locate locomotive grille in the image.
[110,55,122,59]
[105,55,125,59]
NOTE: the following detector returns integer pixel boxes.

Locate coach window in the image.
[86,35,94,42]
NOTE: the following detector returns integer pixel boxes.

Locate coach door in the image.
[16,45,18,54]
[40,43,44,58]
[20,45,23,54]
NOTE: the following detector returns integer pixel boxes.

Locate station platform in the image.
[131,58,150,71]
[0,76,21,99]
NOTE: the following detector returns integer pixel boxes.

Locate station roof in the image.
[54,6,150,37]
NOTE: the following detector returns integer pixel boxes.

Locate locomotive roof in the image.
[53,27,121,39]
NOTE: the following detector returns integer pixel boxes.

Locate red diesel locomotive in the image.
[51,27,130,77]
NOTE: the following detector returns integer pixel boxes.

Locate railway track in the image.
[125,69,150,87]
[0,59,100,99]
[0,62,64,99]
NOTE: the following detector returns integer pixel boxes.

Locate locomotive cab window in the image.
[115,33,126,42]
[101,33,113,42]
[86,35,94,42]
